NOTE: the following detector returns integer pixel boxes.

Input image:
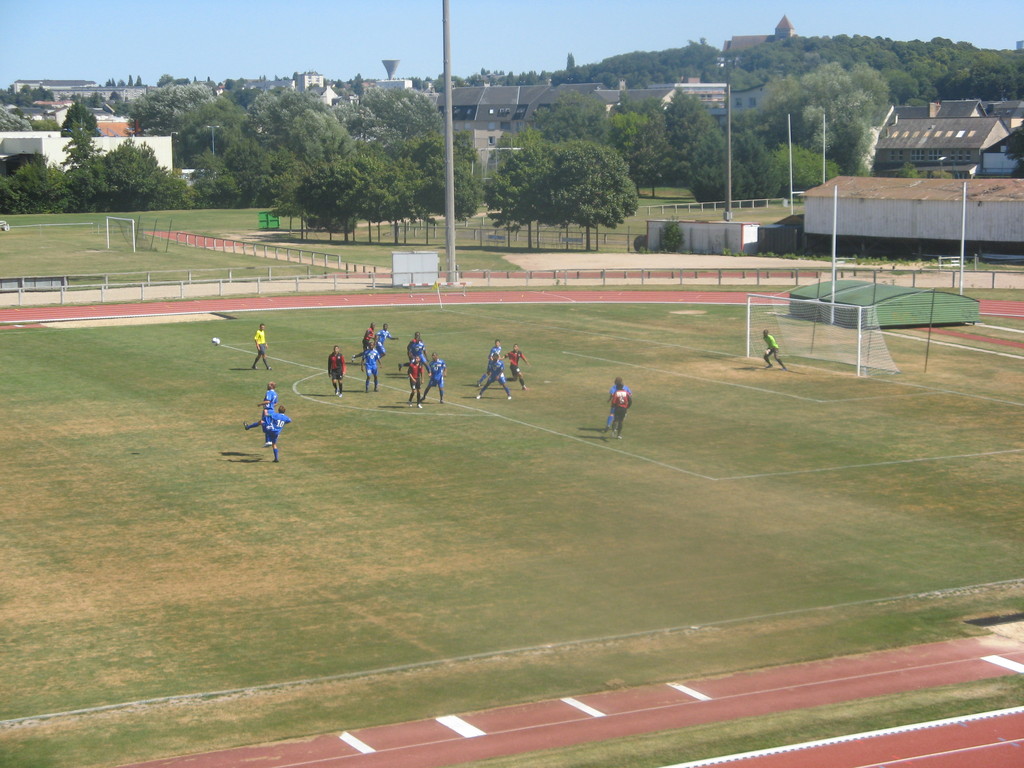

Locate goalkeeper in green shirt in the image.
[762,330,788,370]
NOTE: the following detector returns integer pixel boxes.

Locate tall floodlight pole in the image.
[787,113,794,209]
[208,125,219,155]
[959,180,967,295]
[821,113,827,183]
[830,183,839,323]
[724,78,733,222]
[442,0,457,282]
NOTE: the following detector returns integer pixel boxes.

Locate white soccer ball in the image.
[211,337,221,346]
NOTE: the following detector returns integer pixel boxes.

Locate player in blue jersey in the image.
[375,323,397,359]
[398,332,428,372]
[420,352,447,404]
[264,405,292,462]
[476,339,502,386]
[244,402,277,446]
[476,354,512,400]
[605,377,632,432]
[353,346,382,392]
[259,381,278,411]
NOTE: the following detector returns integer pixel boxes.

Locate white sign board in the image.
[392,251,439,287]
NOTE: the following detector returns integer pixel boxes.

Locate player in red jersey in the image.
[407,357,425,408]
[607,378,632,439]
[328,345,346,397]
[505,344,530,390]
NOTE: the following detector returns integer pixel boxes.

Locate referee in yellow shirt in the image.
[252,323,271,370]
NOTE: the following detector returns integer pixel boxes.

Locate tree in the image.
[2,157,69,213]
[338,88,441,148]
[128,82,215,135]
[761,62,889,175]
[1007,127,1024,178]
[174,96,247,168]
[247,90,350,162]
[771,144,840,194]
[664,91,722,192]
[0,109,31,131]
[96,142,190,211]
[62,119,105,211]
[543,141,638,250]
[402,132,482,223]
[731,129,783,199]
[294,158,361,240]
[61,102,97,136]
[532,91,609,144]
[608,104,669,196]
[485,133,555,248]
[661,221,683,252]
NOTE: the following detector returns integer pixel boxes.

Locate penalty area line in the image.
[721,447,1024,481]
[562,351,828,403]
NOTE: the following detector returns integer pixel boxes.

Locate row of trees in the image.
[552,36,1024,103]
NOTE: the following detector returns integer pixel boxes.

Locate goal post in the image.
[746,294,900,376]
[105,216,137,253]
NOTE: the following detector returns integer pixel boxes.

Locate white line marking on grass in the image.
[982,655,1024,674]
[339,731,376,753]
[885,331,1024,361]
[9,578,1024,728]
[978,323,1024,334]
[668,683,712,701]
[436,714,487,737]
[563,351,830,403]
[562,697,606,717]
[720,448,1024,481]
[438,306,739,358]
[659,706,1024,767]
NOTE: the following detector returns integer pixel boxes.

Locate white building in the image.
[0,132,173,175]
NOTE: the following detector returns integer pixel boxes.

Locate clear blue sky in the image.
[2,0,1021,88]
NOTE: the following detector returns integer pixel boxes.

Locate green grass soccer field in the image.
[2,300,1022,767]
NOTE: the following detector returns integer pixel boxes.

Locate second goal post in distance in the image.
[746,294,900,376]
[105,216,136,253]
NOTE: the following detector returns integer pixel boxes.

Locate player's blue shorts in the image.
[364,363,378,374]
[429,376,444,386]
[487,374,507,384]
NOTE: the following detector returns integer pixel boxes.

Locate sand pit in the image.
[50,313,226,329]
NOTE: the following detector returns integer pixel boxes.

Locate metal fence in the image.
[2,264,1020,310]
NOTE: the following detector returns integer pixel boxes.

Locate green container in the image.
[789,281,979,327]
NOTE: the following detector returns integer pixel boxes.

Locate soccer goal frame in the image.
[105,216,136,253]
[746,294,900,376]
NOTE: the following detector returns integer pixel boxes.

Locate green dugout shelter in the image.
[789,281,979,327]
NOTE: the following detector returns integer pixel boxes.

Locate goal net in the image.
[746,294,900,376]
[105,216,137,252]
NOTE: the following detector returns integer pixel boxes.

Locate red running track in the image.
[117,636,1024,768]
[1,290,1022,326]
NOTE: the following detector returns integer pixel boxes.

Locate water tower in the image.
[382,60,400,80]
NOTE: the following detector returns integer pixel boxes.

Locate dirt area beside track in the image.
[51,313,226,329]
[506,252,837,271]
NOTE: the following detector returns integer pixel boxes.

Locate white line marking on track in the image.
[562,697,606,718]
[981,654,1024,674]
[436,714,487,737]
[660,705,1024,767]
[668,683,712,701]
[339,731,375,753]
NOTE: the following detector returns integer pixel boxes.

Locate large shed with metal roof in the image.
[789,280,979,327]
[803,177,1024,256]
